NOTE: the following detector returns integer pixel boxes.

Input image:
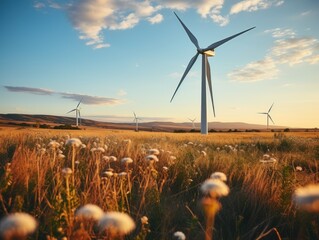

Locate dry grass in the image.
[0,127,318,239]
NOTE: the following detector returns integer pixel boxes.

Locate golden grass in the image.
[0,127,318,239]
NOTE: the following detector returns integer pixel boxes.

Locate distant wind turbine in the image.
[170,12,255,134]
[133,112,141,132]
[67,98,82,127]
[258,103,275,129]
[188,118,196,129]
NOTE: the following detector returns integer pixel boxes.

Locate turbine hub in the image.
[204,50,215,57]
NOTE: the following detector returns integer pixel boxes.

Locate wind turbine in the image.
[67,98,82,127]
[170,12,255,134]
[258,103,275,129]
[188,118,196,129]
[133,112,141,132]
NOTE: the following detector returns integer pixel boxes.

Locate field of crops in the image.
[0,127,318,239]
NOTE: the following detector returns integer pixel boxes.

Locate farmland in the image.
[0,127,318,239]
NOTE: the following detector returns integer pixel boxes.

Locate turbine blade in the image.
[174,12,200,49]
[205,56,215,117]
[76,97,83,109]
[133,112,137,118]
[170,52,199,102]
[67,109,76,114]
[203,27,255,51]
[268,114,275,124]
[258,112,267,114]
[268,102,274,113]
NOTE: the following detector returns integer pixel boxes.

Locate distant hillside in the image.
[0,113,289,132]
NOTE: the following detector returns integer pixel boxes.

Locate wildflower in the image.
[96,147,105,153]
[58,154,65,159]
[145,155,159,162]
[0,213,37,239]
[76,204,104,221]
[123,139,131,144]
[62,167,73,177]
[66,138,82,148]
[296,166,303,172]
[293,184,319,212]
[147,149,160,155]
[201,150,207,157]
[103,171,113,177]
[102,156,110,162]
[118,172,127,177]
[121,157,133,164]
[201,179,229,198]
[98,212,135,236]
[173,231,186,240]
[187,142,194,146]
[163,166,169,171]
[141,216,148,225]
[48,140,60,149]
[81,144,86,149]
[210,172,227,182]
[109,156,117,162]
[260,158,277,164]
[104,145,108,151]
[170,156,177,161]
[262,154,270,160]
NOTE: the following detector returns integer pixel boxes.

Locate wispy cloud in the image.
[4,86,54,95]
[229,28,319,82]
[35,0,283,49]
[4,85,122,105]
[230,0,283,15]
[60,92,122,105]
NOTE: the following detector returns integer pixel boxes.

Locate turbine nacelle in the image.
[197,48,215,57]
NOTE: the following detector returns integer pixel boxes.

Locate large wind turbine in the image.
[170,12,255,134]
[259,103,275,129]
[133,112,141,132]
[67,98,82,127]
[188,118,196,129]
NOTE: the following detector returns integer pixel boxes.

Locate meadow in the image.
[0,127,318,239]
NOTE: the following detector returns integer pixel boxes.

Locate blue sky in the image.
[1,0,318,128]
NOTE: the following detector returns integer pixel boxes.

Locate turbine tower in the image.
[170,12,255,134]
[259,103,275,129]
[133,112,141,132]
[188,118,196,129]
[67,98,82,127]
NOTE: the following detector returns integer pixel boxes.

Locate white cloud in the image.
[118,89,127,96]
[4,86,54,95]
[229,30,319,82]
[264,28,295,38]
[229,57,279,82]
[147,14,163,24]
[37,0,285,48]
[230,0,283,15]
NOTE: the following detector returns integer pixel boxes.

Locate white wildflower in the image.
[66,138,82,148]
[173,231,186,240]
[0,213,37,238]
[98,212,135,235]
[201,179,229,198]
[210,172,227,182]
[76,204,104,221]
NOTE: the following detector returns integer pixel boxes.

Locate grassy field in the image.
[0,127,318,239]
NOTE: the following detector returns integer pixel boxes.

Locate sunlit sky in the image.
[1,0,319,128]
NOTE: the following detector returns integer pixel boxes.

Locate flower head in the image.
[66,138,82,148]
[48,140,60,149]
[147,149,160,155]
[201,179,229,198]
[121,157,133,164]
[98,212,135,236]
[173,231,186,240]
[210,172,227,182]
[293,184,319,212]
[62,167,73,177]
[145,155,159,162]
[0,213,37,238]
[76,204,104,221]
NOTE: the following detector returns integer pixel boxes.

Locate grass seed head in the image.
[210,172,227,182]
[66,138,82,148]
[173,231,186,240]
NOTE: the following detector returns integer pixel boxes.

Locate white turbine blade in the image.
[76,97,83,109]
[203,27,255,51]
[268,114,275,124]
[170,52,199,102]
[205,55,216,117]
[67,109,76,114]
[78,111,82,125]
[258,112,267,114]
[133,112,137,118]
[174,12,200,49]
[268,102,274,113]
